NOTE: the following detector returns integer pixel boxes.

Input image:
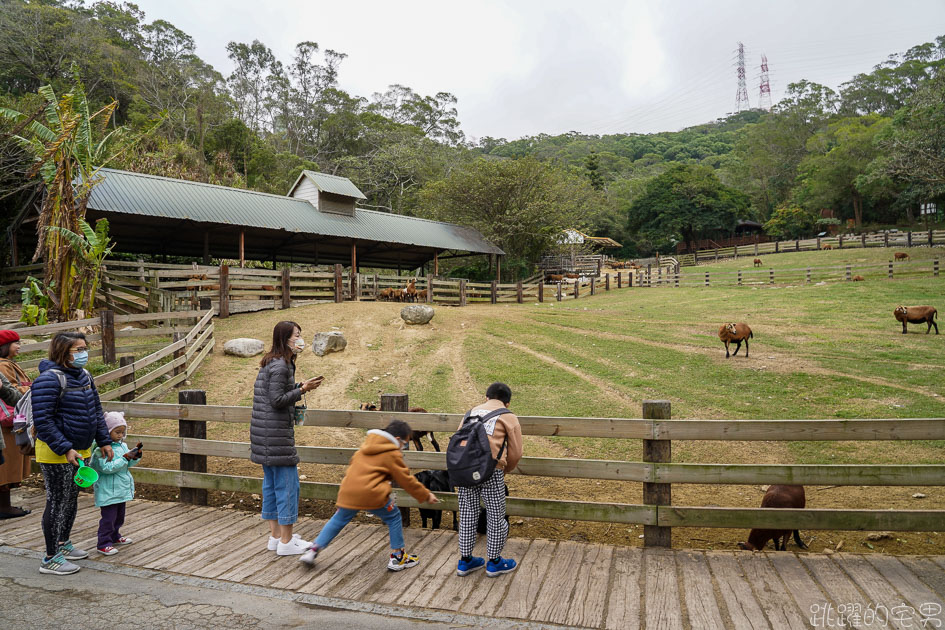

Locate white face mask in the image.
[293,338,305,354]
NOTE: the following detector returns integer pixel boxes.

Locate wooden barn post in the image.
[179,389,208,505]
[350,242,358,301]
[218,264,230,319]
[281,267,291,309]
[643,400,672,548]
[239,229,245,268]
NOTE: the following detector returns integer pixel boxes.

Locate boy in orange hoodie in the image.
[300,419,439,570]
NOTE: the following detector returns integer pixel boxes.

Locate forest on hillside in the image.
[1,0,943,275]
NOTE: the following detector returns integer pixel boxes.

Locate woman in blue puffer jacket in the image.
[32,332,114,576]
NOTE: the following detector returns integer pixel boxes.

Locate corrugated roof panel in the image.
[88,169,503,255]
[301,170,367,199]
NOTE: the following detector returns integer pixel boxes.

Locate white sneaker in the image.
[268,533,302,551]
[276,537,311,556]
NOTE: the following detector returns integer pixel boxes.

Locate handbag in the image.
[0,399,14,429]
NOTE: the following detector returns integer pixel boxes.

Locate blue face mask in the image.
[72,350,89,368]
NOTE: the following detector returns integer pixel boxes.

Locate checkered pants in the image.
[457,468,507,560]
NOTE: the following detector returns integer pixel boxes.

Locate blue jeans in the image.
[315,497,404,550]
[261,465,299,525]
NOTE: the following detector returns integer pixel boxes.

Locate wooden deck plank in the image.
[604,546,643,630]
[495,539,558,620]
[706,551,770,630]
[134,509,250,568]
[457,538,531,617]
[412,530,485,610]
[216,531,289,583]
[832,554,912,630]
[798,554,871,628]
[344,529,442,605]
[71,501,190,554]
[153,511,259,571]
[566,543,614,629]
[241,519,333,588]
[367,530,454,606]
[5,498,162,548]
[178,514,268,577]
[766,552,830,630]
[98,506,217,563]
[274,523,378,591]
[737,551,808,630]
[1,494,97,542]
[864,554,945,609]
[644,547,683,630]
[898,557,945,599]
[296,528,390,595]
[677,550,726,630]
[529,540,585,625]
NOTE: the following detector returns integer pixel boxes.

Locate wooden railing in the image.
[13,309,214,403]
[101,397,945,548]
[684,229,945,265]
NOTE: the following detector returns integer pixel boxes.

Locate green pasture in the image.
[688,244,945,272]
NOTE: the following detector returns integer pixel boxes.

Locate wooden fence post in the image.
[768,268,774,284]
[556,282,562,302]
[381,394,411,526]
[459,279,467,307]
[172,332,184,382]
[935,258,939,277]
[930,230,934,247]
[643,400,671,548]
[754,242,759,255]
[538,279,544,302]
[838,235,844,249]
[617,272,622,289]
[218,265,229,319]
[657,267,662,286]
[147,270,159,312]
[674,271,679,288]
[715,249,719,262]
[884,231,889,247]
[605,273,610,291]
[737,270,742,286]
[775,240,780,253]
[704,272,709,287]
[861,234,867,248]
[281,267,291,309]
[629,271,634,287]
[907,231,913,247]
[646,264,652,287]
[350,271,358,302]
[426,276,433,303]
[516,281,523,303]
[574,279,580,299]
[589,277,596,295]
[179,389,208,505]
[100,309,115,364]
[816,237,821,250]
[888,261,893,279]
[734,245,738,258]
[333,264,343,303]
[118,356,135,402]
[846,265,852,282]
[806,268,811,283]
[490,280,497,304]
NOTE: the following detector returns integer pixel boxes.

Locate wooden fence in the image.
[101,397,945,548]
[12,309,214,403]
[686,229,945,266]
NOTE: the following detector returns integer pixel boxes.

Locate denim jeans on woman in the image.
[315,497,404,550]
[260,464,299,525]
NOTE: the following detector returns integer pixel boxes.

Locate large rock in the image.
[312,331,347,356]
[223,338,265,357]
[401,304,435,325]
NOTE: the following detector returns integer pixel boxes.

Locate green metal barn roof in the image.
[288,170,368,199]
[86,168,503,256]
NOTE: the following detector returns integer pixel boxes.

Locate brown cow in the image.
[753,258,762,267]
[852,275,865,281]
[718,322,753,358]
[738,485,808,551]
[894,252,910,261]
[894,305,938,335]
[821,244,833,250]
[548,274,564,282]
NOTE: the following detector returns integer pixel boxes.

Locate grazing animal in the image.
[718,322,753,358]
[358,403,440,451]
[894,252,910,261]
[391,289,406,302]
[852,275,865,281]
[564,273,580,279]
[548,274,564,282]
[738,485,808,551]
[378,288,392,301]
[753,258,762,267]
[404,280,418,303]
[821,244,832,250]
[417,288,428,301]
[415,470,456,530]
[894,305,938,335]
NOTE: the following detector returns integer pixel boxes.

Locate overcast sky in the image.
[131,0,945,142]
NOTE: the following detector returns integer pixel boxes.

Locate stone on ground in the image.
[223,338,265,357]
[312,331,347,356]
[401,304,435,325]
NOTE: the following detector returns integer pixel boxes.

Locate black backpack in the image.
[446,408,510,488]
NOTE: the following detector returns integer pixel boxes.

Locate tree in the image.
[584,152,604,190]
[419,157,600,279]
[627,164,750,254]
[762,205,817,239]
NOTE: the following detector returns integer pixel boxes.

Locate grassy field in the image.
[116,248,945,554]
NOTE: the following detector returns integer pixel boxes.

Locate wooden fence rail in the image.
[102,397,945,547]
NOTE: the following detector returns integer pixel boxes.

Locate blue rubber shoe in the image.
[486,557,517,577]
[457,556,485,576]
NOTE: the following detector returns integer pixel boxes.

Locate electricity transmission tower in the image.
[735,42,750,112]
[759,54,772,111]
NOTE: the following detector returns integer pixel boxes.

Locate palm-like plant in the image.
[0,68,122,320]
[47,218,115,316]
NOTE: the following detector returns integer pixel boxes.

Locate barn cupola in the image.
[287,170,367,216]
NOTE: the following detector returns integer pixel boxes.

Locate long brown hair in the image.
[260,321,301,367]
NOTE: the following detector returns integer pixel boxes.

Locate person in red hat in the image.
[0,328,32,518]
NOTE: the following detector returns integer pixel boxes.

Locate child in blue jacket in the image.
[90,412,142,555]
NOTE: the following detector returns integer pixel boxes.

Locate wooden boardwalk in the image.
[2,490,943,629]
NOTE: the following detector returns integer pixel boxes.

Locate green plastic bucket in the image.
[73,459,99,488]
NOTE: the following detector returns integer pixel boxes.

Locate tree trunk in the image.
[852,192,863,229]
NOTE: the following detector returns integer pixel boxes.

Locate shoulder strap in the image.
[46,369,68,399]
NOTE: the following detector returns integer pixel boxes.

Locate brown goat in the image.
[894,305,938,335]
[358,403,440,451]
[417,289,428,302]
[564,273,580,279]
[404,280,417,303]
[548,274,564,282]
[718,322,753,358]
[753,258,762,267]
[894,252,910,261]
[852,275,865,282]
[821,244,832,250]
[738,485,808,551]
